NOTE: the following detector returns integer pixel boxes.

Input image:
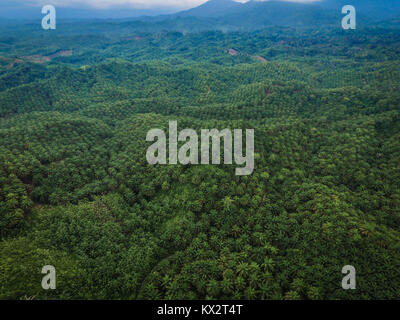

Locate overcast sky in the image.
[1,0,320,10]
[0,0,321,20]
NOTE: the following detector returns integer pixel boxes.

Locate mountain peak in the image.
[178,0,242,18]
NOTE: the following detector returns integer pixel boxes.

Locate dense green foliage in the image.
[0,17,400,300]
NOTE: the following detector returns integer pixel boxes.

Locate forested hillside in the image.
[0,9,400,300]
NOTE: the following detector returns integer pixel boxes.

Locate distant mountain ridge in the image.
[176,0,400,22]
[174,0,338,29]
[1,0,400,30]
[164,0,400,31]
[178,0,243,18]
[320,0,400,20]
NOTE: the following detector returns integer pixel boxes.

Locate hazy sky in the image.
[2,0,320,10]
[0,0,322,19]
